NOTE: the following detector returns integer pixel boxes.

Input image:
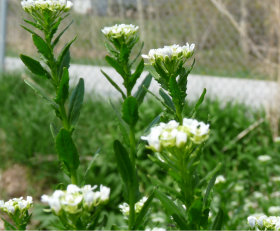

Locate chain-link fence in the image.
[3,0,280,134]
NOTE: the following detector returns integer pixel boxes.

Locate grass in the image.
[0,72,279,229]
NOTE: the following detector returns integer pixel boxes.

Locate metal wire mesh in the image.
[4,0,280,134]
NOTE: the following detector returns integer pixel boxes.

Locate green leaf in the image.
[122,96,139,127]
[23,19,43,30]
[145,65,161,83]
[143,87,175,113]
[155,190,187,229]
[168,76,182,109]
[49,17,62,41]
[50,123,60,139]
[21,25,40,37]
[109,100,130,146]
[159,89,176,112]
[133,192,155,229]
[105,56,127,78]
[55,129,80,174]
[130,41,144,67]
[178,58,195,98]
[211,207,224,230]
[113,140,134,187]
[83,149,100,184]
[57,37,76,77]
[189,88,207,118]
[129,59,144,89]
[101,69,125,99]
[104,42,119,58]
[68,78,85,126]
[24,79,58,109]
[203,174,218,207]
[2,218,16,230]
[32,34,52,61]
[198,162,222,187]
[52,21,73,48]
[55,68,69,105]
[187,199,203,228]
[134,73,152,105]
[20,54,50,79]
[144,114,161,133]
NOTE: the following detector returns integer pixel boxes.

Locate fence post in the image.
[0,0,7,72]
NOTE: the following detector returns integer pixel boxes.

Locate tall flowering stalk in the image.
[142,44,222,229]
[20,0,84,184]
[101,24,153,230]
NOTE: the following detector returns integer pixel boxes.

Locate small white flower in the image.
[234,184,244,192]
[247,216,257,229]
[141,126,163,152]
[269,206,280,215]
[215,175,226,184]
[102,24,139,42]
[21,0,73,13]
[41,190,64,214]
[142,43,195,65]
[119,202,129,218]
[67,184,81,194]
[0,196,33,215]
[145,228,166,231]
[142,118,210,152]
[119,196,147,218]
[183,118,210,144]
[253,191,263,199]
[257,215,268,228]
[100,185,110,202]
[258,155,271,162]
[272,177,280,182]
[276,222,280,231]
[274,137,280,143]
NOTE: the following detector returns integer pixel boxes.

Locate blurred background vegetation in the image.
[6,0,280,80]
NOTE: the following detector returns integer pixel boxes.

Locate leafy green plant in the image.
[141,44,223,229]
[101,24,154,230]
[19,0,110,229]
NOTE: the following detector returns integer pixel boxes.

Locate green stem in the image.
[128,125,136,229]
[71,170,78,185]
[128,191,136,230]
[59,103,71,131]
[129,126,136,166]
[176,106,183,125]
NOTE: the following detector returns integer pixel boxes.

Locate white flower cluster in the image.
[119,196,147,218]
[145,228,166,231]
[141,118,210,152]
[215,175,226,184]
[102,24,139,41]
[41,184,110,215]
[21,0,73,13]
[0,196,33,215]
[248,215,280,230]
[142,43,195,65]
[269,207,280,215]
[258,155,271,162]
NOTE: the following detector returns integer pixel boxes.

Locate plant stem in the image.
[129,126,136,166]
[128,125,136,229]
[128,191,136,230]
[176,106,183,125]
[71,170,78,185]
[59,103,71,131]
